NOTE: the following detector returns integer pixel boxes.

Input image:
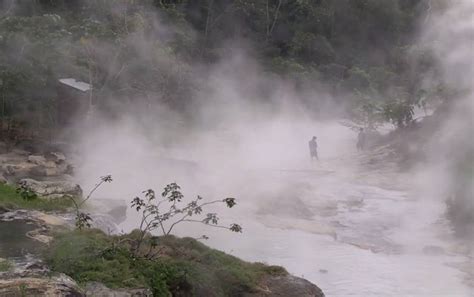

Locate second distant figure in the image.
[357,128,366,151]
[309,136,319,161]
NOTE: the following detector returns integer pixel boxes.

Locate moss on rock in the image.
[0,183,73,211]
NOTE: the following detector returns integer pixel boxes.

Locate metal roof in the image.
[58,78,92,92]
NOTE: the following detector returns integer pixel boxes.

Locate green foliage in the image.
[46,229,148,288]
[290,32,335,64]
[0,259,12,272]
[131,182,241,256]
[381,99,414,128]
[46,230,287,296]
[71,175,112,230]
[0,0,427,132]
[0,183,72,211]
[16,180,38,201]
[342,67,372,92]
[350,90,383,129]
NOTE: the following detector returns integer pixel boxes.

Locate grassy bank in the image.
[0,259,12,272]
[46,229,287,296]
[0,183,72,211]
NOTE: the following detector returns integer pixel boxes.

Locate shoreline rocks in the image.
[0,274,83,296]
[248,275,325,297]
[0,147,74,184]
[19,178,83,200]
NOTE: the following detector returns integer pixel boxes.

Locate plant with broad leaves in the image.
[67,175,113,230]
[131,182,241,256]
[75,212,93,229]
[16,181,38,201]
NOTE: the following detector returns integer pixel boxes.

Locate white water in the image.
[198,163,473,297]
[80,123,473,297]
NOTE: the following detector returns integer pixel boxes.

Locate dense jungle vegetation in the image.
[0,0,447,133]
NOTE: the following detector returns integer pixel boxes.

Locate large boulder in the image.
[2,162,38,180]
[245,275,325,297]
[27,155,50,167]
[0,141,7,154]
[0,150,73,182]
[92,199,128,225]
[27,153,72,177]
[45,152,67,163]
[0,274,83,296]
[0,173,7,184]
[19,178,83,199]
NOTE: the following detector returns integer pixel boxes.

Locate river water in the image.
[77,122,473,297]
[196,157,474,297]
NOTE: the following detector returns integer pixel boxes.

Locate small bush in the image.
[46,231,288,296]
[0,183,72,211]
[0,259,12,272]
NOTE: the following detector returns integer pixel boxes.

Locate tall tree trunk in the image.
[204,0,214,40]
[267,0,282,42]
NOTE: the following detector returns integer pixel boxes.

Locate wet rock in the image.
[1,149,73,182]
[19,178,82,199]
[27,155,49,166]
[35,212,69,227]
[45,152,67,163]
[2,162,38,179]
[11,148,29,156]
[0,274,84,296]
[0,141,7,154]
[84,282,152,297]
[0,210,71,249]
[93,199,128,225]
[89,213,120,234]
[27,153,71,177]
[29,162,71,177]
[0,173,7,184]
[245,275,325,297]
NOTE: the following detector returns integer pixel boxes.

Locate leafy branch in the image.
[69,175,113,229]
[131,182,241,256]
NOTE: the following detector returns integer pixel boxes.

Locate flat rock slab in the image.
[0,274,83,297]
[20,178,82,199]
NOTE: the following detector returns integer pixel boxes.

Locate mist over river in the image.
[77,121,473,297]
[1,1,473,296]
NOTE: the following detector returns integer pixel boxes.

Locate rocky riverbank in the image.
[0,142,325,297]
[0,211,325,297]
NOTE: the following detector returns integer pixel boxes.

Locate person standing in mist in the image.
[357,128,366,151]
[309,136,319,161]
